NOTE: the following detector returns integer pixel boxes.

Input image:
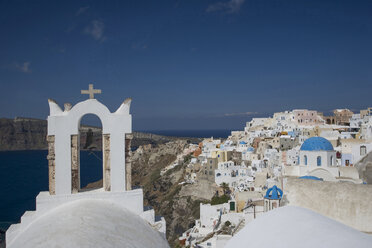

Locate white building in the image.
[284,148,300,166]
[360,116,372,141]
[245,118,271,132]
[202,138,221,154]
[215,161,251,187]
[349,114,364,129]
[351,142,372,165]
[182,202,244,248]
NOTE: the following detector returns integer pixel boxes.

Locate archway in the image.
[79,114,103,191]
[308,168,336,182]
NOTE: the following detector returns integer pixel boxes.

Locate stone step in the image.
[6,223,21,245]
[20,211,36,226]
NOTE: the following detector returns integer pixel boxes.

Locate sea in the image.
[0,150,103,231]
[0,129,231,231]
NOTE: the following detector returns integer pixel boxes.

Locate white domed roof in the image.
[225,206,372,248]
[9,199,169,248]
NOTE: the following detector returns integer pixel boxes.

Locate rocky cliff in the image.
[0,118,47,151]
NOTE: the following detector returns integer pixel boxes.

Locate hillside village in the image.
[166,107,372,247]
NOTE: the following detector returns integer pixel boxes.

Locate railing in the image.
[231,218,245,236]
[213,212,222,232]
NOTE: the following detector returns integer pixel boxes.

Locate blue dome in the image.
[265,185,283,200]
[299,176,323,181]
[300,137,334,151]
[247,147,254,152]
[239,141,247,145]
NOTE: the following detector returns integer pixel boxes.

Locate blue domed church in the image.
[300,137,336,168]
[284,137,361,182]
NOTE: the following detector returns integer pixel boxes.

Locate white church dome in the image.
[9,199,169,248]
[225,206,372,248]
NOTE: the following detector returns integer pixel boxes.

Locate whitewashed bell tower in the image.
[6,85,167,247]
[47,84,133,195]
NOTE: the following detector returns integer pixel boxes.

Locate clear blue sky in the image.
[0,0,371,130]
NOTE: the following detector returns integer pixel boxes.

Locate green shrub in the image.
[211,194,229,205]
[183,153,192,164]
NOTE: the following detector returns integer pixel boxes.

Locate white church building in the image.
[6,85,169,248]
[283,137,361,183]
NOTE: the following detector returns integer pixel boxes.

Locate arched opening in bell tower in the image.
[78,114,103,191]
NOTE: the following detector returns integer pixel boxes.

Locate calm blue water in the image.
[0,150,102,229]
[141,129,231,138]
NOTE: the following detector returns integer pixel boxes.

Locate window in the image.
[361,146,367,156]
[304,155,307,165]
[330,156,334,166]
[317,156,321,166]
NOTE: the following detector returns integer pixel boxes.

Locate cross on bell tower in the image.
[81,84,102,99]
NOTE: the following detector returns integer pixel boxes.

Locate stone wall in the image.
[283,178,372,232]
[47,135,56,195]
[125,133,133,190]
[71,135,79,193]
[103,134,111,191]
[355,151,372,184]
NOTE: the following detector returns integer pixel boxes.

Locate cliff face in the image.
[0,118,47,151]
[0,118,201,151]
